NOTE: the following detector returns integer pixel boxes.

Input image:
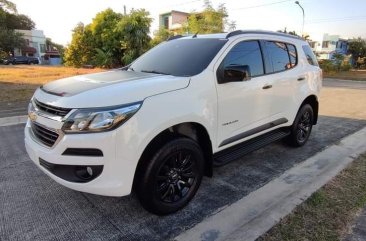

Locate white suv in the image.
[25,30,322,215]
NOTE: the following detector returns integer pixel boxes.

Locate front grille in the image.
[31,122,59,147]
[34,99,71,117]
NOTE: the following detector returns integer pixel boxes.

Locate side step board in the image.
[213,128,291,166]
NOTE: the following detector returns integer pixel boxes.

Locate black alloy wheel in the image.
[287,104,314,147]
[136,137,204,215]
[155,150,198,203]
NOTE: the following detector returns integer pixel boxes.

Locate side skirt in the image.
[213,127,290,166]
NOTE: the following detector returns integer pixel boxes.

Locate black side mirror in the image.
[218,65,251,84]
[224,65,251,82]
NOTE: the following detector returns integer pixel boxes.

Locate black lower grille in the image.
[31,122,59,147]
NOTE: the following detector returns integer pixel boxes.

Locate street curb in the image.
[174,126,366,241]
[324,78,366,83]
[0,115,28,127]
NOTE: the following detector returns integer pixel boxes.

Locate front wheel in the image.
[286,104,314,147]
[136,137,204,215]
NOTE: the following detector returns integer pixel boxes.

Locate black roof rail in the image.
[226,30,303,40]
[167,35,183,41]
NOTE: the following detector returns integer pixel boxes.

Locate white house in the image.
[14,29,47,59]
[308,33,349,60]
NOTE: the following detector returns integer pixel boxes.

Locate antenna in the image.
[192,32,199,38]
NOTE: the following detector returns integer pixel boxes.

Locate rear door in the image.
[260,40,300,122]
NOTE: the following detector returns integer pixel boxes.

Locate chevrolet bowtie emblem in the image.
[29,111,37,122]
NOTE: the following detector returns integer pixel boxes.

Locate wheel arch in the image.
[133,122,213,191]
[300,95,319,125]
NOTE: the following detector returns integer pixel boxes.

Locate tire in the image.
[136,137,204,215]
[286,104,314,147]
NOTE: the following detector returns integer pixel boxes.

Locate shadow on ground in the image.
[0,115,365,241]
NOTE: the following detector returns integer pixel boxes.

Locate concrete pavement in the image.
[175,127,366,241]
[1,78,366,240]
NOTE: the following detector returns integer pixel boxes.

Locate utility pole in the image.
[123,5,126,15]
[295,1,305,37]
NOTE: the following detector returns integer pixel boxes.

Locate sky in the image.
[10,0,366,45]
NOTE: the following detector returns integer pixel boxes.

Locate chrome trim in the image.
[29,121,64,149]
[31,99,76,122]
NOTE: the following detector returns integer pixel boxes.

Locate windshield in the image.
[130,38,228,77]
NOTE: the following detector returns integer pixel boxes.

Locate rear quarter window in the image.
[302,45,319,66]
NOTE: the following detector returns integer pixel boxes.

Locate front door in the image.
[215,40,278,148]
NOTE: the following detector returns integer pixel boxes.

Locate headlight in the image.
[62,102,142,133]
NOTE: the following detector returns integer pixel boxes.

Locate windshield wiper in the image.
[140,70,171,75]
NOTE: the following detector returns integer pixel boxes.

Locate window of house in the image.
[322,41,329,48]
[26,39,30,46]
[164,17,169,29]
[40,44,46,53]
[264,41,291,72]
[222,40,264,77]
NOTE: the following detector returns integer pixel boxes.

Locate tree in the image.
[0,0,17,13]
[4,12,35,30]
[184,1,234,34]
[0,28,26,55]
[117,9,152,65]
[150,28,174,47]
[64,8,152,67]
[348,37,366,64]
[0,0,35,57]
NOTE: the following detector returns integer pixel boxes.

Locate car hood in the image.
[35,70,190,108]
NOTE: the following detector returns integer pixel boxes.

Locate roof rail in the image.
[167,35,183,41]
[226,30,303,40]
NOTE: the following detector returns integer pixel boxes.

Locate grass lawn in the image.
[324,70,366,81]
[258,153,366,241]
[0,65,103,103]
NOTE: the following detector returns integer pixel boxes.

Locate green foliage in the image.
[348,38,366,68]
[64,8,152,68]
[183,1,235,34]
[117,9,152,65]
[151,28,174,47]
[64,23,94,67]
[319,54,352,73]
[46,38,65,62]
[0,0,17,13]
[0,1,35,57]
[0,28,26,55]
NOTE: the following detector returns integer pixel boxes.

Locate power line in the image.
[306,16,366,24]
[164,0,201,8]
[231,0,293,11]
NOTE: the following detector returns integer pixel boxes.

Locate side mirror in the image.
[218,65,251,84]
[224,65,251,82]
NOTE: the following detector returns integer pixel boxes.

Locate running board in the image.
[213,128,291,166]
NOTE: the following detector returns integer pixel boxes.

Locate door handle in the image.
[262,84,272,90]
[297,77,306,81]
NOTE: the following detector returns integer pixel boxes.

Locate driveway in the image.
[1,79,366,240]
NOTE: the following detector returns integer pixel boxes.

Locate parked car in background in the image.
[3,56,39,65]
[25,30,322,215]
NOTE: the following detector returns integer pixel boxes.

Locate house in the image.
[13,29,61,65]
[159,10,189,32]
[309,33,349,60]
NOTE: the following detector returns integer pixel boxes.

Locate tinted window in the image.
[130,38,228,77]
[222,40,264,77]
[265,41,291,72]
[302,45,319,66]
[287,44,297,67]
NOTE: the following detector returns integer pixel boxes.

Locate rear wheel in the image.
[286,104,314,147]
[136,137,204,215]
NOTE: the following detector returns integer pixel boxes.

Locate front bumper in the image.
[24,118,136,197]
